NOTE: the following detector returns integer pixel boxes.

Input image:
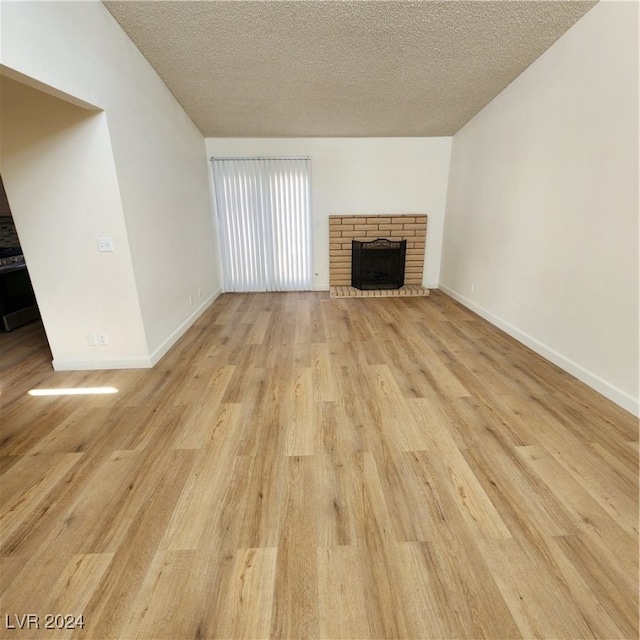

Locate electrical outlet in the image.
[97,237,114,252]
[97,333,108,346]
[86,333,97,346]
[470,283,475,294]
[189,294,194,305]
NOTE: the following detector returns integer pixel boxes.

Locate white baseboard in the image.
[52,356,153,371]
[438,284,639,417]
[149,288,222,366]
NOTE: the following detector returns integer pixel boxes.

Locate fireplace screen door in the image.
[211,157,312,292]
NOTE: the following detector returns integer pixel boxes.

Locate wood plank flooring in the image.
[0,290,638,639]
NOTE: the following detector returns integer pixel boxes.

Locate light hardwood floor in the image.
[0,291,638,639]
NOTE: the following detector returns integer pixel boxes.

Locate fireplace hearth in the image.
[352,238,406,290]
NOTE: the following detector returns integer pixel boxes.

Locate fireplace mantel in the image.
[329,214,427,287]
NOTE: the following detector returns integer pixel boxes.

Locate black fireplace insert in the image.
[351,238,406,290]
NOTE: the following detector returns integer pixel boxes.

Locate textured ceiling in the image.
[103,0,597,137]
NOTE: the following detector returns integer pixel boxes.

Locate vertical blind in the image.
[211,158,312,292]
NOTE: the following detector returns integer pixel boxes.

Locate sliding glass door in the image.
[211,158,312,292]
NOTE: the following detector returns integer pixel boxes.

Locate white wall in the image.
[1,1,221,367]
[206,138,452,289]
[441,1,639,415]
[1,77,149,368]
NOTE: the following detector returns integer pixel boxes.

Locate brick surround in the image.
[329,214,427,286]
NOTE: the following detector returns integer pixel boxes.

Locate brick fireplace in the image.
[329,214,427,287]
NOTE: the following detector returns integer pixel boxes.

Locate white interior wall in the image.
[206,137,452,289]
[440,0,639,415]
[1,1,221,366]
[0,77,148,368]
